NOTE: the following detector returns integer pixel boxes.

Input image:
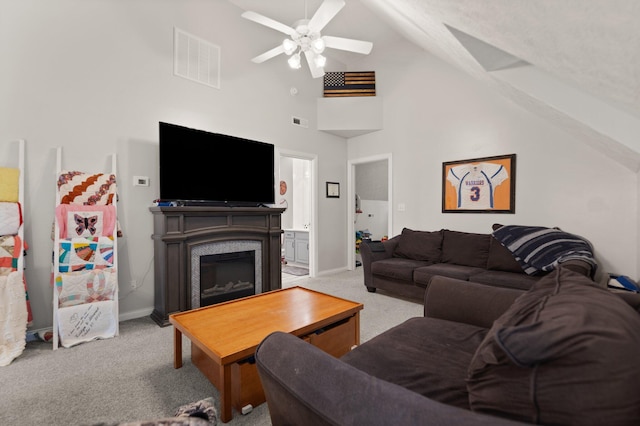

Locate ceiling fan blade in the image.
[308,0,345,33]
[251,45,286,63]
[323,36,373,55]
[304,50,326,79]
[241,11,297,36]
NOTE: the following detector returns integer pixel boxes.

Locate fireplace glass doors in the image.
[199,250,256,306]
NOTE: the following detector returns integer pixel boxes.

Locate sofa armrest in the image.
[560,259,594,278]
[424,276,524,328]
[614,291,640,313]
[360,236,398,262]
[360,236,399,288]
[255,332,527,426]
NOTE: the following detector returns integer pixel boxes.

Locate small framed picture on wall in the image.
[442,154,516,213]
[326,182,340,198]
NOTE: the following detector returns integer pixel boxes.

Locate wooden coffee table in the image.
[170,286,364,423]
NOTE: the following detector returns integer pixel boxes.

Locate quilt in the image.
[58,236,114,272]
[57,171,117,205]
[0,235,21,276]
[55,268,117,307]
[55,204,116,239]
[0,271,28,366]
[56,300,117,348]
[0,167,19,203]
[0,202,22,236]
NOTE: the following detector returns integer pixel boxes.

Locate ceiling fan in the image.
[241,0,373,78]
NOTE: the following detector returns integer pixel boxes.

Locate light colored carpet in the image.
[0,268,422,425]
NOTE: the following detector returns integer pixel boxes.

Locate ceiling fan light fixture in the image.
[282,38,298,55]
[311,37,325,54]
[242,0,373,78]
[288,53,302,69]
[313,54,327,68]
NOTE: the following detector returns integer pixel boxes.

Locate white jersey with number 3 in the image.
[447,163,508,209]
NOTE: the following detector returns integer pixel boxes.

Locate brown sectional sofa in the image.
[255,268,640,425]
[361,227,594,301]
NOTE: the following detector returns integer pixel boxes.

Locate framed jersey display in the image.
[442,154,516,213]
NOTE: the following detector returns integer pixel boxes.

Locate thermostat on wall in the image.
[133,176,150,187]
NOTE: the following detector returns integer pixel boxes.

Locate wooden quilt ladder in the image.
[52,148,119,349]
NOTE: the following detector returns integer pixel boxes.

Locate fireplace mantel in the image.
[149,206,285,326]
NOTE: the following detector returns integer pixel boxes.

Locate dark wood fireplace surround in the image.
[150,206,285,326]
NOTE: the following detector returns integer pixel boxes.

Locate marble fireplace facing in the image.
[192,241,262,308]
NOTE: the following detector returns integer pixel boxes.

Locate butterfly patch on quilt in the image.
[55,204,116,238]
[69,211,103,238]
[55,268,117,307]
[58,236,114,272]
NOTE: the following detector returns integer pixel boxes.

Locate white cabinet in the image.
[284,230,309,265]
[284,232,296,263]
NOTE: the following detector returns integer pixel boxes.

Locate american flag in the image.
[323,71,376,97]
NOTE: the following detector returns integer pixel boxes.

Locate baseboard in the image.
[119,307,154,322]
[316,266,349,277]
[28,308,155,335]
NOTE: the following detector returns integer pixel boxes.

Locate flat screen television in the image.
[159,122,275,206]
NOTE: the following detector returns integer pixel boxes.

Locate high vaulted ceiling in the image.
[230,0,640,171]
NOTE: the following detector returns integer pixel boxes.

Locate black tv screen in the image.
[159,122,275,205]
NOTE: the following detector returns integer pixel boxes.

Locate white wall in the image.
[348,41,638,280]
[1,0,349,330]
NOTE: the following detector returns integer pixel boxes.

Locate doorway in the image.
[278,150,317,278]
[348,154,393,270]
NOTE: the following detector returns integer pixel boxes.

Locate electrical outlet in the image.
[130,280,138,289]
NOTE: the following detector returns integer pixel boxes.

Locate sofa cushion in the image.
[371,258,432,281]
[469,270,538,291]
[467,267,640,425]
[486,236,522,273]
[393,228,443,262]
[441,230,490,268]
[342,317,486,410]
[414,264,486,286]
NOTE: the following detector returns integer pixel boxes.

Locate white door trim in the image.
[278,148,318,278]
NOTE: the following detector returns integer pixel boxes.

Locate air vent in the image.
[174,27,220,89]
[291,116,309,128]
